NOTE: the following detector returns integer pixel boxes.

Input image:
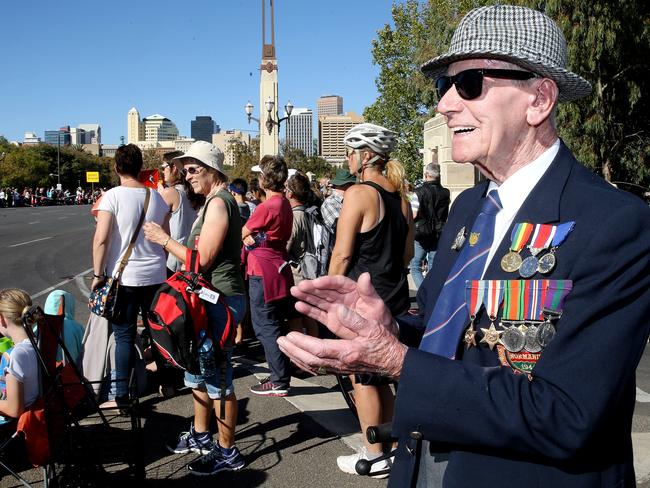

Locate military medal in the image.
[536,221,575,274]
[501,322,526,352]
[501,280,547,353]
[519,256,539,278]
[537,252,556,274]
[463,281,486,348]
[501,222,533,272]
[451,226,466,251]
[479,280,504,350]
[537,321,556,347]
[519,224,556,278]
[537,280,573,347]
[480,323,502,350]
[524,324,543,353]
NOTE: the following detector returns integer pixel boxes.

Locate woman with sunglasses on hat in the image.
[328,123,414,478]
[157,151,201,276]
[143,140,247,476]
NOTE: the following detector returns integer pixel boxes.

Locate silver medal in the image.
[537,322,556,348]
[524,324,542,353]
[537,252,556,274]
[519,256,539,278]
[501,324,526,352]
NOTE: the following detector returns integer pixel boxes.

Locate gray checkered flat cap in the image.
[421,5,592,102]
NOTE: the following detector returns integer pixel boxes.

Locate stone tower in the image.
[259,0,279,158]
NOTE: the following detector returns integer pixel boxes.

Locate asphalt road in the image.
[0,204,649,486]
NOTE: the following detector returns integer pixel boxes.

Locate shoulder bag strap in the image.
[115,187,151,279]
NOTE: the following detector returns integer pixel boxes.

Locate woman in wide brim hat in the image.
[143,140,248,474]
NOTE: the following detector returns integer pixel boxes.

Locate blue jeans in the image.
[184,294,247,399]
[110,284,160,398]
[248,276,291,387]
[409,240,437,289]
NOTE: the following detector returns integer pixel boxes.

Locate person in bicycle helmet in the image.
[342,123,399,179]
[328,122,414,478]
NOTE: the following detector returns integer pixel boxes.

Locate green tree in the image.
[522,0,650,184]
[228,138,260,181]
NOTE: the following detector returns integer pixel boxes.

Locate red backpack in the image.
[148,249,235,378]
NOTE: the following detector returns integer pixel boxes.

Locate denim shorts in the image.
[184,294,246,399]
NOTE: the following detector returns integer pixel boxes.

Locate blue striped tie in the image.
[419,189,502,358]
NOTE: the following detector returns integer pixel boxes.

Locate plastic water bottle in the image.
[198,330,216,377]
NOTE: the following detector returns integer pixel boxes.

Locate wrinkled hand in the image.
[143,222,168,246]
[277,273,406,379]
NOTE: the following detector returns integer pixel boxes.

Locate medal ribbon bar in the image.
[510,222,534,252]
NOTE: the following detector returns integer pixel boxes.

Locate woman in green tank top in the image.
[143,141,247,475]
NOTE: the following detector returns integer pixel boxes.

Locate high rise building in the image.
[69,127,86,145]
[44,126,71,146]
[213,130,252,167]
[191,116,219,143]
[127,107,143,143]
[319,112,364,165]
[285,108,313,157]
[317,95,343,118]
[78,123,101,144]
[142,114,179,142]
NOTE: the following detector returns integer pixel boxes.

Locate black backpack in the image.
[414,183,442,248]
[148,249,235,415]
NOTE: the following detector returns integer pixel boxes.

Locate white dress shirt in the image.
[482,139,560,277]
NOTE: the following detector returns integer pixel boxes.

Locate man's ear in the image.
[527,78,558,126]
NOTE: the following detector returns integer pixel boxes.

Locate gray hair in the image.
[424,163,440,180]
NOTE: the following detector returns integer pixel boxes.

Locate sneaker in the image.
[249,380,289,397]
[188,444,245,476]
[167,425,214,455]
[336,449,391,479]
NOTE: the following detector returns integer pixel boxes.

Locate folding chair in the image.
[0,299,145,486]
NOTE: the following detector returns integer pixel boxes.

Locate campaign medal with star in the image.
[463,281,486,348]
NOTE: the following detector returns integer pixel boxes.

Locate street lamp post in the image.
[245,97,293,135]
[55,129,70,190]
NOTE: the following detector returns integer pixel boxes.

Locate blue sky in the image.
[0,0,403,145]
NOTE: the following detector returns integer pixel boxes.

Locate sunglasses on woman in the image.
[183,166,205,175]
[436,68,537,101]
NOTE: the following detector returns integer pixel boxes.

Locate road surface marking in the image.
[32,268,93,299]
[28,221,40,224]
[75,275,91,298]
[58,216,68,220]
[8,236,53,248]
[638,387,650,403]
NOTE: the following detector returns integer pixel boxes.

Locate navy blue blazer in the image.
[390,143,650,487]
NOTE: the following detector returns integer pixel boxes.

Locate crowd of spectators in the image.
[0,186,102,207]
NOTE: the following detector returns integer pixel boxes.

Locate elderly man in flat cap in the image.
[278,5,650,487]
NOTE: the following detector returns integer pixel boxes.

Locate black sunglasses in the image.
[436,68,537,101]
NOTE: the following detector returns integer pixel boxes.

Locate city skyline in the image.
[1,1,401,145]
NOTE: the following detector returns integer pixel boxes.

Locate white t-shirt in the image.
[98,186,168,286]
[7,339,39,409]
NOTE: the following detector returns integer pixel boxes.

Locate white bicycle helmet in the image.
[343,123,398,155]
